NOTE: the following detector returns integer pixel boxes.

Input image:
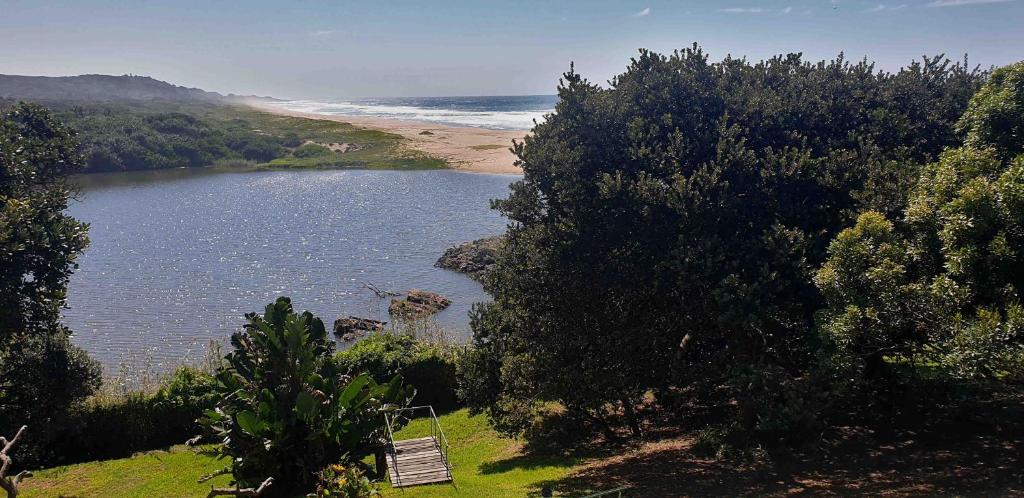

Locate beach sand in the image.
[248,102,526,174]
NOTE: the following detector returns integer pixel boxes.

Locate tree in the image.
[0,103,101,465]
[200,297,412,496]
[814,212,930,384]
[816,61,1024,386]
[959,61,1024,159]
[461,46,984,438]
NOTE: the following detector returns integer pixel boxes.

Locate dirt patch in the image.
[302,139,360,153]
[550,420,1024,497]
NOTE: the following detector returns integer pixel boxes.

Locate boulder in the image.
[388,289,451,320]
[435,235,503,280]
[333,316,386,341]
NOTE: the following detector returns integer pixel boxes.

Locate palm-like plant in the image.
[200,297,412,495]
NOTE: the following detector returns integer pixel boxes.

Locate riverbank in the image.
[247,101,526,174]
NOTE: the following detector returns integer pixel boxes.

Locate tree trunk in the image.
[621,397,643,439]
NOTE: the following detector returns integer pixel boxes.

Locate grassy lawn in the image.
[20,446,231,498]
[380,410,579,497]
[19,409,581,498]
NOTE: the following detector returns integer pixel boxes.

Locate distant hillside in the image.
[0,74,275,103]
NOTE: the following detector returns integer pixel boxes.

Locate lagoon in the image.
[64,168,513,371]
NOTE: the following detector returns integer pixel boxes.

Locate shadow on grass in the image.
[536,414,1024,496]
[477,452,579,475]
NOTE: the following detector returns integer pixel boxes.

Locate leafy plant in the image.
[466,46,984,440]
[315,463,379,498]
[0,103,101,466]
[334,333,461,411]
[200,297,413,495]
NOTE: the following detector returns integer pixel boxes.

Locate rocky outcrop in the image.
[435,235,503,280]
[333,316,386,341]
[388,289,452,320]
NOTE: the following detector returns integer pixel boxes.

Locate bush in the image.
[334,333,461,411]
[0,334,102,466]
[316,463,379,498]
[293,143,333,158]
[0,103,102,467]
[43,366,218,466]
[201,297,413,495]
[466,47,984,441]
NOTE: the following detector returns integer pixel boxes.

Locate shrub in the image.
[240,137,285,162]
[334,333,461,411]
[201,297,413,495]
[316,463,379,498]
[293,143,334,158]
[0,103,102,467]
[960,61,1024,158]
[44,365,217,465]
[467,47,984,440]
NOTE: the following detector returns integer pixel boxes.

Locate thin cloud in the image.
[781,6,793,13]
[928,0,1014,5]
[309,30,336,38]
[864,3,907,12]
[720,7,768,13]
[633,7,651,17]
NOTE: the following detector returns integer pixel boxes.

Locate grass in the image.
[18,410,581,498]
[217,107,448,171]
[468,144,506,151]
[20,446,231,498]
[380,410,578,497]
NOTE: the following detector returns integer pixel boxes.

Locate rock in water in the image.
[435,235,503,280]
[389,289,452,320]
[333,316,387,341]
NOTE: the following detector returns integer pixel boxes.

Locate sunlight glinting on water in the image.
[64,169,514,372]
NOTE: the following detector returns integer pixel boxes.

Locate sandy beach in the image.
[248,102,526,174]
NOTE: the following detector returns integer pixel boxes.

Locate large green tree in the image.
[817,61,1024,386]
[461,46,984,437]
[0,103,101,464]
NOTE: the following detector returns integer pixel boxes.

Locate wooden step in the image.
[385,436,452,488]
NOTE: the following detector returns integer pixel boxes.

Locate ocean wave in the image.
[267,98,553,131]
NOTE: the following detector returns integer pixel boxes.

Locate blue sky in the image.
[1,0,1021,98]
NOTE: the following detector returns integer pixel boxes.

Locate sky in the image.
[1,0,1021,99]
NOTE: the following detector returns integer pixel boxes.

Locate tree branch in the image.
[0,425,29,498]
[206,477,273,497]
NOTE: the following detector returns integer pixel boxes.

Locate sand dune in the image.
[249,102,526,174]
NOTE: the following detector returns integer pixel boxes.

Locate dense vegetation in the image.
[21,410,580,498]
[0,100,444,173]
[335,333,461,411]
[4,48,1024,497]
[0,103,102,467]
[461,47,1021,449]
[200,297,413,496]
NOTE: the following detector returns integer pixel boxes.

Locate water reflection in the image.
[64,168,514,371]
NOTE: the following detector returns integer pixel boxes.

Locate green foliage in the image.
[817,61,1024,391]
[26,366,218,466]
[293,143,334,158]
[814,212,928,384]
[20,409,582,498]
[959,61,1024,159]
[334,333,461,411]
[0,102,101,465]
[200,297,413,495]
[468,47,982,438]
[0,100,447,172]
[316,463,379,498]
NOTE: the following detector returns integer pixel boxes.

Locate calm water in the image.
[64,168,514,371]
[267,95,557,130]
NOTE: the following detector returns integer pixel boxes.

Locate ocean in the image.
[266,95,557,131]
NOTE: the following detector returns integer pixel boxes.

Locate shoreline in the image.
[247,101,527,174]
